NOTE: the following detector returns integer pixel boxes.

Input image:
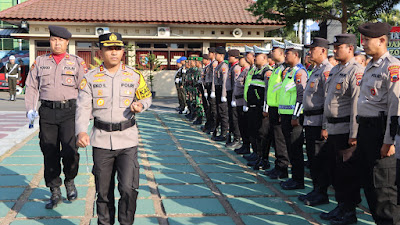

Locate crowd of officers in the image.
[175,22,400,225]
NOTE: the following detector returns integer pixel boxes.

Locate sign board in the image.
[389,26,400,58]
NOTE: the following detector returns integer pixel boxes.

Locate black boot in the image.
[268,168,288,179]
[214,135,227,142]
[320,203,344,221]
[225,134,232,147]
[304,192,329,206]
[280,179,304,190]
[65,179,78,201]
[45,187,62,209]
[298,190,317,202]
[247,156,261,167]
[330,207,357,225]
[193,117,202,125]
[242,151,257,160]
[253,158,270,170]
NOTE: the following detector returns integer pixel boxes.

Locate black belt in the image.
[41,99,76,109]
[304,108,324,116]
[235,94,244,99]
[94,118,136,132]
[327,116,351,124]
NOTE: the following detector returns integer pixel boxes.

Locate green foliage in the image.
[89,57,103,69]
[248,0,400,33]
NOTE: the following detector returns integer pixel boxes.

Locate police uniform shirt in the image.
[233,65,249,107]
[283,64,308,115]
[213,61,229,98]
[358,51,400,145]
[210,60,219,93]
[75,63,152,150]
[324,57,364,138]
[25,53,87,111]
[303,58,333,126]
[204,62,213,84]
[226,62,241,92]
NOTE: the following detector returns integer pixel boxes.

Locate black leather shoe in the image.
[320,204,344,221]
[235,147,251,155]
[65,179,78,201]
[234,145,244,152]
[253,158,270,170]
[264,168,276,176]
[45,187,62,209]
[201,125,206,131]
[225,135,232,146]
[280,179,304,190]
[242,152,257,160]
[298,190,316,202]
[330,208,357,225]
[214,135,227,142]
[268,168,288,179]
[304,192,329,206]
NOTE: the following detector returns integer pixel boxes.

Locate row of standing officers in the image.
[175,22,400,225]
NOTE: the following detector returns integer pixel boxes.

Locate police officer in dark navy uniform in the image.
[25,26,87,209]
[358,22,400,225]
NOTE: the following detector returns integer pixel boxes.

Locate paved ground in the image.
[0,93,375,225]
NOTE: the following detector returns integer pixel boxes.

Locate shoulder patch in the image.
[136,74,152,100]
[31,60,36,70]
[389,65,399,82]
[323,71,330,81]
[295,72,302,84]
[222,67,226,73]
[79,78,87,90]
[355,72,363,86]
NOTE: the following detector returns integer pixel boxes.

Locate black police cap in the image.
[216,46,226,55]
[49,25,71,40]
[305,37,329,49]
[228,49,240,57]
[208,47,216,53]
[330,34,357,46]
[202,54,210,60]
[358,22,392,38]
[99,32,124,47]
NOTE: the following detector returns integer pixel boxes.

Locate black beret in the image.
[228,49,240,57]
[216,46,226,55]
[202,54,210,60]
[305,37,329,49]
[99,32,124,48]
[48,25,71,40]
[358,22,392,38]
[330,34,357,46]
[208,47,216,53]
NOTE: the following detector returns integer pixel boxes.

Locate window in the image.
[76,42,92,48]
[170,44,184,49]
[188,43,201,49]
[154,43,168,48]
[36,41,50,47]
[137,43,151,48]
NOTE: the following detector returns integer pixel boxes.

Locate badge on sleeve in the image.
[371,88,376,96]
[336,83,342,90]
[355,73,363,86]
[295,72,302,84]
[135,72,152,100]
[222,67,226,73]
[79,78,87,90]
[389,65,399,82]
[310,82,315,88]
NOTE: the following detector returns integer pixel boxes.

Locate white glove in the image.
[204,92,208,98]
[231,101,237,107]
[243,106,249,112]
[210,92,216,98]
[27,110,38,128]
[175,78,180,84]
[182,69,186,73]
[221,96,227,102]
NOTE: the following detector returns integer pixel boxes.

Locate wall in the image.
[142,70,177,97]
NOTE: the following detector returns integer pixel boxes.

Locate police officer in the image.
[5,55,21,101]
[226,49,242,148]
[205,47,218,134]
[278,40,307,190]
[178,57,188,114]
[25,25,87,209]
[319,34,364,224]
[201,54,213,131]
[174,58,185,112]
[211,47,229,141]
[263,39,289,179]
[299,37,333,206]
[244,46,272,170]
[244,45,256,68]
[358,22,400,225]
[76,32,152,225]
[232,56,251,155]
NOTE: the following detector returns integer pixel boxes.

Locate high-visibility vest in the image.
[267,65,285,107]
[278,65,304,115]
[243,67,256,102]
[244,65,270,106]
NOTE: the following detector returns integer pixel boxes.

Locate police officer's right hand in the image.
[204,92,208,99]
[381,144,395,158]
[76,132,90,148]
[210,91,216,98]
[321,129,328,140]
[243,105,249,112]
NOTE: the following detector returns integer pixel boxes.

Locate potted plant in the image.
[143,53,162,97]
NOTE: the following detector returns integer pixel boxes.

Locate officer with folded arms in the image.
[25,25,87,209]
[76,32,152,225]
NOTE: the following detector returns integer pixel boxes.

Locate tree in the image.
[248,0,400,34]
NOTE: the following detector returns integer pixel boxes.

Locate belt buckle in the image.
[112,123,121,131]
[61,100,67,104]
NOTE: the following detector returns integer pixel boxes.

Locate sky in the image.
[396,3,400,10]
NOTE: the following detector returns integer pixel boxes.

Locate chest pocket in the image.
[119,86,136,108]
[334,78,346,95]
[38,72,51,87]
[366,79,383,102]
[93,87,110,109]
[62,68,76,87]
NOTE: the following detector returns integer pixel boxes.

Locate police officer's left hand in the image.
[348,138,357,146]
[291,119,299,127]
[380,144,395,158]
[130,102,144,113]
